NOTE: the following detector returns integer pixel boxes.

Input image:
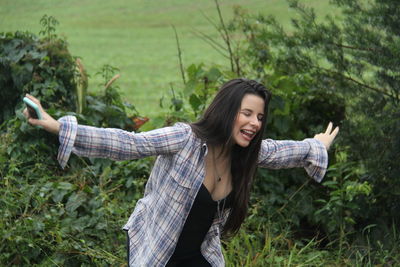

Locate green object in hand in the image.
[23,97,43,120]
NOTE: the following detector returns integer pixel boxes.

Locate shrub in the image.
[0,17,149,265]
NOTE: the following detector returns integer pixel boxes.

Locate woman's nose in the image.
[249,117,260,128]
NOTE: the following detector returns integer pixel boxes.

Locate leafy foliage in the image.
[39,15,59,41]
[0,17,148,265]
[210,0,399,254]
[0,30,76,124]
[144,63,228,130]
[183,0,399,263]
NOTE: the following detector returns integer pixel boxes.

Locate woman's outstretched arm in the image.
[258,123,339,182]
[23,94,191,169]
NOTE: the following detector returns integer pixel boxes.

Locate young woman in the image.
[24,78,338,267]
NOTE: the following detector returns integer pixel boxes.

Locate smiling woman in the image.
[233,94,265,147]
[23,78,338,266]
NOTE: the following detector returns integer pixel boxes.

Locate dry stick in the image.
[200,9,229,49]
[214,0,236,74]
[316,65,397,101]
[197,5,239,72]
[75,58,88,114]
[172,25,186,85]
[234,43,241,76]
[104,74,120,90]
[196,10,230,58]
[298,58,394,100]
[191,29,230,59]
[200,10,221,35]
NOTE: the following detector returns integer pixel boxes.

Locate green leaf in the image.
[189,93,201,112]
[184,80,196,96]
[66,192,87,213]
[205,67,222,82]
[57,182,76,191]
[186,63,202,80]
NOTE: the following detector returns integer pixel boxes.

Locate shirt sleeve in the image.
[57,115,190,169]
[257,138,328,182]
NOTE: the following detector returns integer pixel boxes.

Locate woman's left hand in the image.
[314,122,339,150]
[22,94,60,135]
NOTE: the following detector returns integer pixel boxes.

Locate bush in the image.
[0,30,76,124]
[0,18,150,265]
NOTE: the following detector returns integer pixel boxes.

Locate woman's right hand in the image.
[23,94,61,135]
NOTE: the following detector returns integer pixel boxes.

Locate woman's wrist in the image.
[51,121,61,135]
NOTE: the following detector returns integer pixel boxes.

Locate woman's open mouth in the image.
[240,129,256,141]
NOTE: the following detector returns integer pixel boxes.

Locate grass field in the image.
[1,0,335,117]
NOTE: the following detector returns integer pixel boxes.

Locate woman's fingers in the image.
[22,95,60,134]
[324,122,339,137]
[324,122,333,134]
[26,93,39,102]
[314,123,340,150]
[28,117,42,126]
[331,126,339,139]
[23,108,29,118]
[24,108,42,126]
[23,94,45,126]
[25,94,43,111]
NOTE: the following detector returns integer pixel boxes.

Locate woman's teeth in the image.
[241,129,255,138]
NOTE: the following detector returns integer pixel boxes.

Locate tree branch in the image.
[333,43,379,53]
[214,0,235,74]
[172,25,186,85]
[318,66,398,101]
[191,29,230,59]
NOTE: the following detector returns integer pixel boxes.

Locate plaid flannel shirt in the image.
[57,115,328,267]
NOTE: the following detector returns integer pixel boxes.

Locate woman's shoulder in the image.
[152,122,195,141]
[164,122,193,137]
[171,122,203,145]
[173,122,192,130]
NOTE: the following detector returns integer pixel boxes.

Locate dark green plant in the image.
[0,16,146,266]
[39,15,59,41]
[144,63,227,130]
[96,64,120,86]
[183,63,225,117]
[81,64,138,129]
[217,0,399,254]
[0,30,76,125]
[313,148,371,255]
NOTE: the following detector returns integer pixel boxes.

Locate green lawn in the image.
[1,0,335,117]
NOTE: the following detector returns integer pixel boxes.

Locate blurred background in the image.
[1,0,332,117]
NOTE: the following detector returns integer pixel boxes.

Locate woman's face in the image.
[232,94,265,147]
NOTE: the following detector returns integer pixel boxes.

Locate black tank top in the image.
[169,183,232,261]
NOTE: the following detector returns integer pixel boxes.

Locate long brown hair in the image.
[190,78,272,236]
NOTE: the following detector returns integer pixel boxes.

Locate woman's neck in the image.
[209,144,231,161]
